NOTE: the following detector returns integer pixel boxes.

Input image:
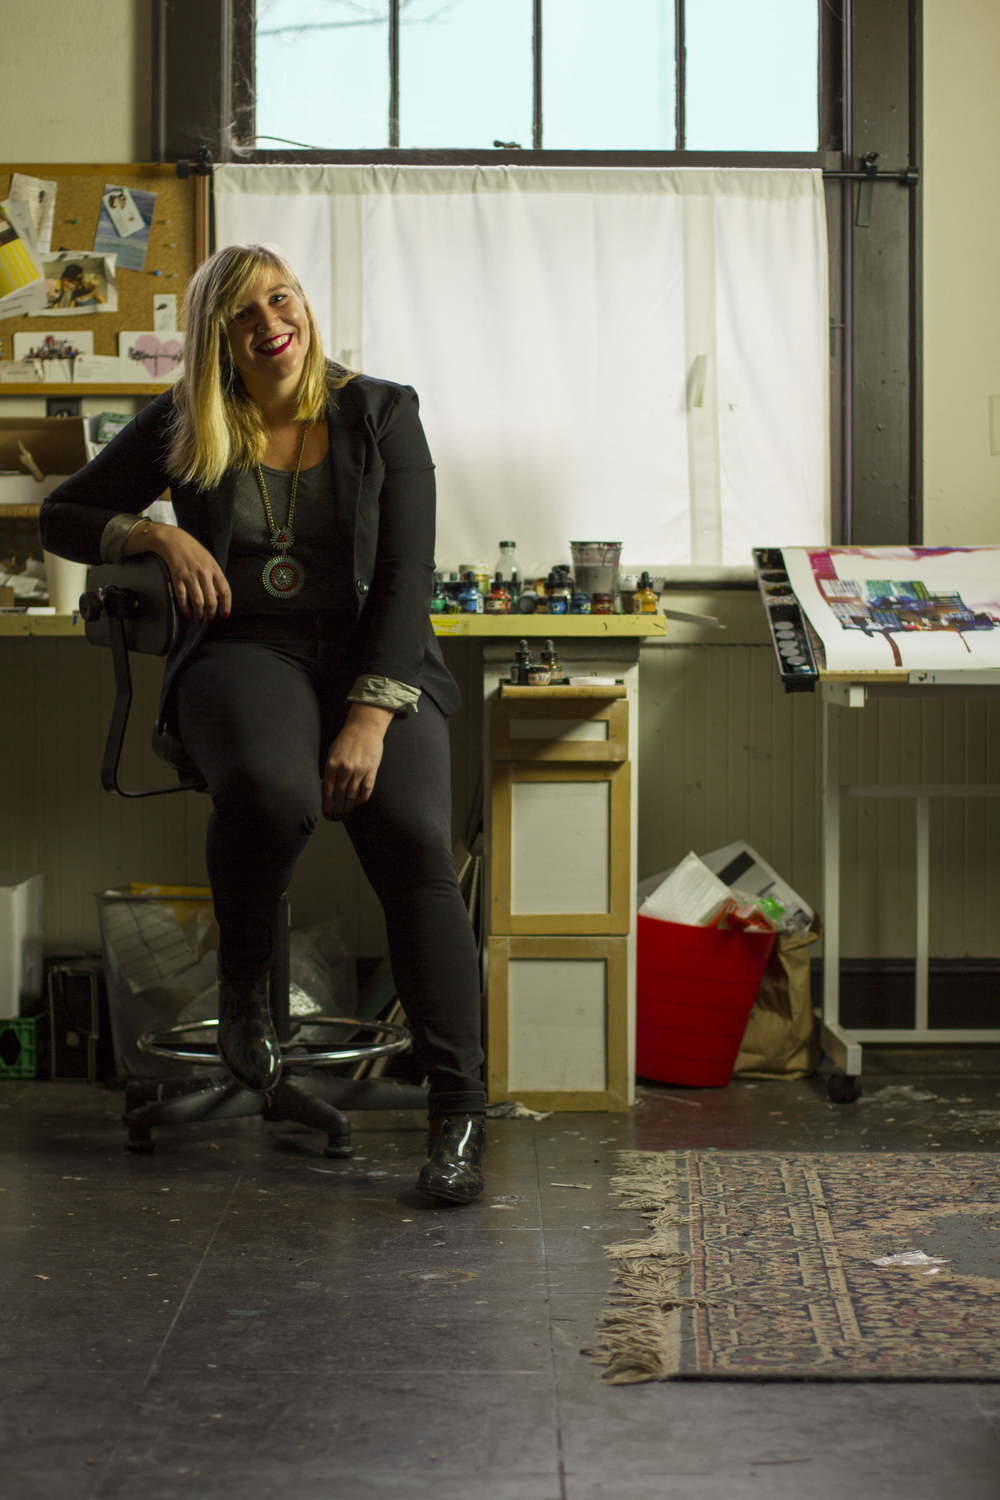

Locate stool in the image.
[121,896,412,1156]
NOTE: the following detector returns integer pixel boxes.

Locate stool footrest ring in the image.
[137,1015,411,1069]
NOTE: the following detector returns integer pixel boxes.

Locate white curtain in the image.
[214,165,829,574]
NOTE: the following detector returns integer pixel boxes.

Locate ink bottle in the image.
[632,571,658,614]
[458,570,484,613]
[485,571,510,614]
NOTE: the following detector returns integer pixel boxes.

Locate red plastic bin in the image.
[636,912,775,1087]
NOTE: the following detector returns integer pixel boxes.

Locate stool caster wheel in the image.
[126,1121,154,1154]
[828,1072,862,1104]
[324,1136,353,1159]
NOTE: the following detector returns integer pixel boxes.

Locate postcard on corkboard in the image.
[93,184,156,271]
[119,330,184,383]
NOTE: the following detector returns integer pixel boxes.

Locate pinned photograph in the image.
[118,329,184,383]
[93,184,156,271]
[13,330,94,383]
[39,252,117,315]
[0,202,46,319]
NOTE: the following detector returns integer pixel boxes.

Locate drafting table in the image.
[754,546,1000,1101]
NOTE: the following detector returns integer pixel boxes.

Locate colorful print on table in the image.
[781,546,1000,672]
[118,331,184,384]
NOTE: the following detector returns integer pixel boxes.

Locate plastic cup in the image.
[569,541,622,600]
[43,552,89,615]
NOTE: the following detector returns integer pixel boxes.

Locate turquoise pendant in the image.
[262,554,304,598]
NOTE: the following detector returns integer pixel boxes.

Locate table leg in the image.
[915,795,930,1031]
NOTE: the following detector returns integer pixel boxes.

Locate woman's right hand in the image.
[123,520,231,622]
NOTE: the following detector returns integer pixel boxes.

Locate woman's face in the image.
[224,271,311,389]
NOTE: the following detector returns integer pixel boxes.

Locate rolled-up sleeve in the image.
[100,513,145,563]
[346,673,420,715]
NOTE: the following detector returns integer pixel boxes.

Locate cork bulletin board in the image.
[0,164,200,395]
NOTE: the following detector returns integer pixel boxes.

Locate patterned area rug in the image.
[586,1151,1000,1382]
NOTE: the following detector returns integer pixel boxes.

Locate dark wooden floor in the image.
[3,1048,1000,1498]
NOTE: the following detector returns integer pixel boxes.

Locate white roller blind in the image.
[214,165,829,572]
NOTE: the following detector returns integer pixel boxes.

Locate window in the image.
[252,0,820,153]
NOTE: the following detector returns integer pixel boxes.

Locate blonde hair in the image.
[167,242,354,490]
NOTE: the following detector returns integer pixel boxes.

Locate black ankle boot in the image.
[216,978,281,1092]
[417,1114,486,1204]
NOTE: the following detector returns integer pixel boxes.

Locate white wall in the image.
[0,0,150,163]
[922,0,1000,542]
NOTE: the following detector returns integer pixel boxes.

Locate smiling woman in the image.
[168,243,342,491]
[38,241,489,1206]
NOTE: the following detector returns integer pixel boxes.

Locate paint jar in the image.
[527,665,551,686]
[510,638,533,683]
[516,589,539,613]
[570,592,591,614]
[541,639,565,683]
[458,571,484,613]
[592,593,613,614]
[485,571,510,613]
[430,574,447,613]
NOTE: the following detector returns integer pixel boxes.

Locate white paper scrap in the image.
[638,851,731,927]
[871,1250,950,1275]
[153,294,177,332]
[73,354,122,383]
[9,173,56,254]
[0,360,43,383]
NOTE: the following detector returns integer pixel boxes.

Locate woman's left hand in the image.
[322,704,394,820]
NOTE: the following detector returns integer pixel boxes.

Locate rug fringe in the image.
[583,1150,705,1383]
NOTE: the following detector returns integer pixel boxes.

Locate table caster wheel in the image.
[828,1072,862,1104]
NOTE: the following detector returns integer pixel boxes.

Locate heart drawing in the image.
[126,334,183,378]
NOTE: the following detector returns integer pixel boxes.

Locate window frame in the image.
[153,0,921,549]
[233,0,840,162]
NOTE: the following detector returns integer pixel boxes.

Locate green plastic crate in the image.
[0,1017,37,1079]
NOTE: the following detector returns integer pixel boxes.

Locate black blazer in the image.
[39,374,461,730]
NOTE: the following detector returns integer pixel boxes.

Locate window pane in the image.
[255,0,389,150]
[685,0,818,151]
[544,0,675,150]
[400,0,533,149]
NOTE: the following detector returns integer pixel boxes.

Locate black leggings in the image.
[174,618,485,1116]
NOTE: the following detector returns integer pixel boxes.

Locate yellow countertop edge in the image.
[0,613,86,635]
[0,612,668,640]
[431,614,667,637]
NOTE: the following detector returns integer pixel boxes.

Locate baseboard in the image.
[810,958,1000,1029]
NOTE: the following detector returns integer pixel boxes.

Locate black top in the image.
[228,452,355,613]
[38,374,462,732]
